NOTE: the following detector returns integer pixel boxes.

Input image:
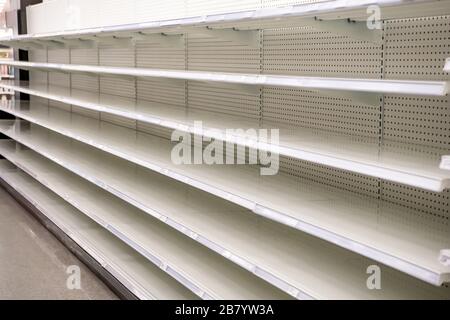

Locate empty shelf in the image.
[0,160,198,300]
[1,0,449,46]
[1,62,448,96]
[1,82,449,191]
[0,144,289,300]
[0,102,449,286]
[1,145,449,300]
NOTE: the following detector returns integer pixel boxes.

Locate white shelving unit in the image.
[0,0,449,300]
[1,82,449,191]
[0,147,288,300]
[1,140,449,299]
[2,61,449,96]
[1,103,450,286]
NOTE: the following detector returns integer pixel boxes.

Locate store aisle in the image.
[0,185,118,300]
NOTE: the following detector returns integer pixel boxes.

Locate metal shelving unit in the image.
[0,160,198,300]
[1,143,450,299]
[0,104,450,286]
[1,83,449,191]
[0,0,449,300]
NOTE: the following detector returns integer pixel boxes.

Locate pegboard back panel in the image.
[29,71,48,85]
[47,49,70,88]
[47,72,70,89]
[188,82,260,119]
[137,79,186,107]
[136,39,186,107]
[384,16,450,81]
[186,34,261,119]
[187,34,261,73]
[381,182,450,222]
[70,48,99,92]
[29,50,47,86]
[263,27,382,77]
[280,156,381,197]
[136,40,185,70]
[98,44,135,98]
[380,16,450,220]
[261,26,382,138]
[28,49,47,63]
[70,48,98,65]
[383,15,450,149]
[187,34,261,74]
[99,76,135,99]
[262,88,381,138]
[382,95,450,148]
[47,49,70,64]
[71,74,99,93]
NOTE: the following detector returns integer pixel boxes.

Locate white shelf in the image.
[0,142,290,300]
[1,62,448,96]
[0,0,449,44]
[1,144,449,300]
[2,82,449,191]
[0,160,199,300]
[0,101,449,286]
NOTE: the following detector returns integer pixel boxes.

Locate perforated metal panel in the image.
[263,27,383,77]
[136,38,186,107]
[187,33,261,119]
[380,15,450,220]
[383,16,450,148]
[70,48,99,92]
[28,49,47,86]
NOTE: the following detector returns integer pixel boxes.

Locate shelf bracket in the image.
[439,249,450,267]
[301,18,383,44]
[131,32,184,47]
[193,27,259,46]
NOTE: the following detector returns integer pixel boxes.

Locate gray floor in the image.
[0,185,118,300]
